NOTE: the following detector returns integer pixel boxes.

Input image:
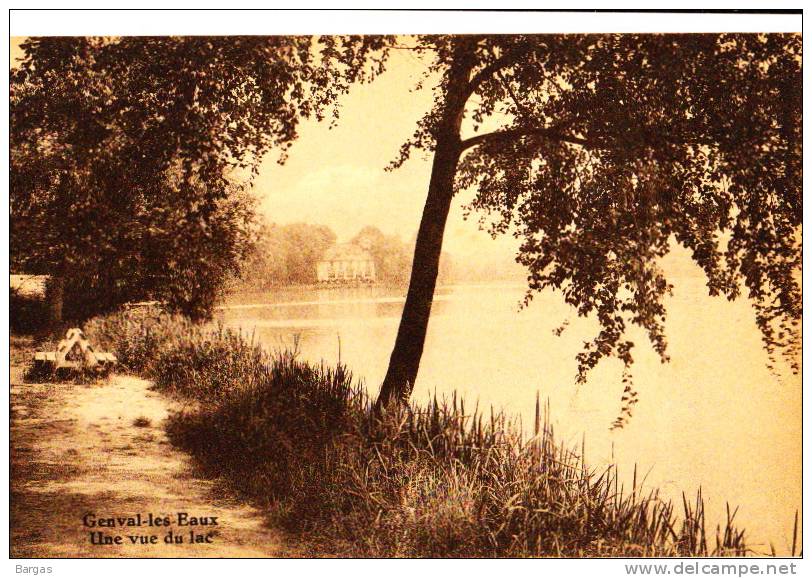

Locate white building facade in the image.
[316,243,376,283]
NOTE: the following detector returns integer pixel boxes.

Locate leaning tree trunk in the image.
[375,50,475,409]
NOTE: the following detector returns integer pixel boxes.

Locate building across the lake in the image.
[316,243,376,284]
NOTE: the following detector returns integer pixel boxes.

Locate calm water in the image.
[216,281,801,553]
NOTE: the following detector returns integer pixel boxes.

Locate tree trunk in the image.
[45,275,64,326]
[375,50,474,409]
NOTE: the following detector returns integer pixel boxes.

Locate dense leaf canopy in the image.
[387,35,801,420]
[10,35,390,319]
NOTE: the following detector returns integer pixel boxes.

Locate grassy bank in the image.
[84,307,749,557]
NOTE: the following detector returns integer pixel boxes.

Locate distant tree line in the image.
[352,225,455,286]
[10,36,386,321]
[234,222,453,290]
[236,222,335,289]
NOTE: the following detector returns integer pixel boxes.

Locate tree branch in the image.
[495,68,533,122]
[387,43,432,52]
[459,125,596,152]
[462,45,543,102]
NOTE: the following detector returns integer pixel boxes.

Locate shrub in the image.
[10,290,50,335]
[83,306,198,374]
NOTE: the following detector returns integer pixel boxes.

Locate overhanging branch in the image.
[463,44,545,102]
[459,126,596,152]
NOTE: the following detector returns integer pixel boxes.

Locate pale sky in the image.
[251,47,520,261]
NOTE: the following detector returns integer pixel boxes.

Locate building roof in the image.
[320,243,374,262]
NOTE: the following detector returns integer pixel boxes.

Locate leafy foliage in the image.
[10,36,391,320]
[387,35,801,403]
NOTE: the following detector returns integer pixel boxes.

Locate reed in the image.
[84,307,751,558]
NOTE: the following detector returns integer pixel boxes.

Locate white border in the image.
[9,7,804,36]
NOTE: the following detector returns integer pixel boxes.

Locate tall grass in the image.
[84,307,750,558]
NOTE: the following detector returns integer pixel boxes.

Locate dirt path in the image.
[10,363,295,558]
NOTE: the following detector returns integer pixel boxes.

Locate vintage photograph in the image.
[8,10,803,562]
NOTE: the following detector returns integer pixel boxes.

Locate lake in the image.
[216,280,801,554]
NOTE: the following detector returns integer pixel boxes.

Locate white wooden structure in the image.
[34,328,117,373]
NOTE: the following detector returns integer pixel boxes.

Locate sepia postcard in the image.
[6,7,805,573]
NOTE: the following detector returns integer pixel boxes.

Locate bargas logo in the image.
[15,566,53,575]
